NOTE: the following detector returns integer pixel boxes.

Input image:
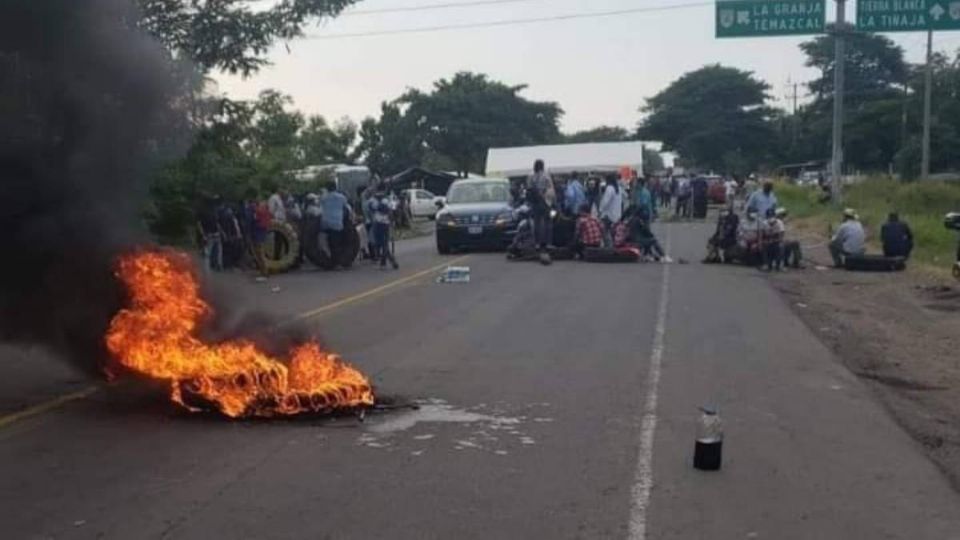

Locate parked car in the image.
[435,178,516,254]
[403,188,442,219]
[706,177,726,205]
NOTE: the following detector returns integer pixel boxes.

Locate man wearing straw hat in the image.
[829,208,866,267]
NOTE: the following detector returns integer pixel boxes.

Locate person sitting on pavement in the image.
[881,212,914,259]
[572,204,603,258]
[777,207,803,269]
[630,213,668,262]
[761,207,785,272]
[705,209,740,264]
[829,208,866,267]
[507,205,537,259]
[736,210,764,266]
[746,181,778,220]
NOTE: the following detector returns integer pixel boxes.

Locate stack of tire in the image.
[302,214,360,270]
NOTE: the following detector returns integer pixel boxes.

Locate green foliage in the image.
[800,29,907,102]
[354,102,425,177]
[775,182,823,219]
[785,33,960,176]
[638,65,779,173]
[778,178,960,269]
[357,72,563,177]
[147,90,354,242]
[138,0,359,76]
[563,126,631,143]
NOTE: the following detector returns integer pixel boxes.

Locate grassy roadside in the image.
[776,178,960,276]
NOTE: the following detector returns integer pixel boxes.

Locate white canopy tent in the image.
[485,141,646,178]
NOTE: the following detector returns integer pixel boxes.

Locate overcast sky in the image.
[214,0,960,133]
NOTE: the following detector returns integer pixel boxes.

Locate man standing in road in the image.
[746,181,778,219]
[371,185,399,270]
[267,184,286,223]
[320,181,352,267]
[633,176,655,223]
[675,175,691,218]
[881,212,914,259]
[829,208,866,267]
[564,172,586,217]
[724,177,739,210]
[526,159,555,264]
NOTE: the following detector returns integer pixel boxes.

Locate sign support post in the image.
[831,0,846,201]
[922,28,933,180]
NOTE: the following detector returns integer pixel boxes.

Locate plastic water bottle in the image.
[693,405,723,471]
[437,266,471,283]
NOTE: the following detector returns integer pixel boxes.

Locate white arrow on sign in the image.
[930,2,946,20]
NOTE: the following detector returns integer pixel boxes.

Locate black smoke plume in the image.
[0,0,187,374]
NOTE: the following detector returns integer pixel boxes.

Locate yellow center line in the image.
[289,254,471,322]
[0,255,470,430]
[0,385,100,430]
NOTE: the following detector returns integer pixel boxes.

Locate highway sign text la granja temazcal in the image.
[716,0,826,38]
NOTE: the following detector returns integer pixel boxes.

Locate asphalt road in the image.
[2,221,959,540]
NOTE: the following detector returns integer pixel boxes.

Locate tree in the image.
[355,73,562,177]
[146,90,359,240]
[138,0,359,76]
[249,90,304,164]
[792,30,909,172]
[399,72,563,176]
[354,102,426,177]
[800,29,907,104]
[638,65,778,173]
[299,116,356,165]
[895,51,960,178]
[564,126,631,143]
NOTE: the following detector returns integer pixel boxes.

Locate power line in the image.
[343,0,541,16]
[306,2,713,40]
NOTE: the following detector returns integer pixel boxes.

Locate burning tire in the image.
[261,222,300,274]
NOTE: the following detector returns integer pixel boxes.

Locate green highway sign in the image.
[716,0,827,37]
[857,0,960,32]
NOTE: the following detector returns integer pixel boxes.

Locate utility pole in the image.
[791,81,799,148]
[921,28,933,180]
[830,0,846,202]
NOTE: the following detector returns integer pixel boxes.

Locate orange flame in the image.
[105,249,374,417]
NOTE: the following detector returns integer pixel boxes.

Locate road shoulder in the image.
[770,254,960,491]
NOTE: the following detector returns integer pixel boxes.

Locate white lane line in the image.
[627,229,672,540]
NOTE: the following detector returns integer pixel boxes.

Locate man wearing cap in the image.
[829,208,866,267]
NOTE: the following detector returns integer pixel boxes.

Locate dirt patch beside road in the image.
[770,250,960,490]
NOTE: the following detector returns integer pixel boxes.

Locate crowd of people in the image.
[509,159,670,264]
[195,180,412,275]
[705,179,915,272]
